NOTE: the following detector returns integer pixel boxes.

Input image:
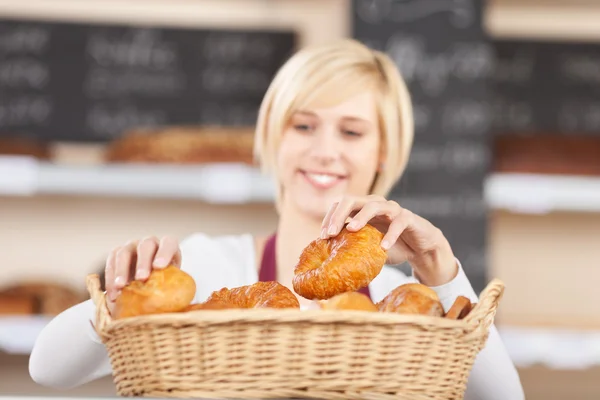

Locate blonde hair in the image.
[254,39,414,209]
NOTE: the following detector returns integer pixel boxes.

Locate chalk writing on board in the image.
[441,100,491,135]
[86,29,178,70]
[0,25,49,54]
[0,59,49,89]
[200,67,270,96]
[408,142,489,173]
[202,33,276,65]
[83,68,186,98]
[0,18,295,140]
[85,105,167,137]
[397,193,486,219]
[84,29,185,99]
[198,103,258,126]
[413,104,432,131]
[385,35,493,96]
[0,96,51,127]
[490,96,533,132]
[558,100,600,132]
[492,48,535,84]
[355,0,475,29]
[559,54,600,85]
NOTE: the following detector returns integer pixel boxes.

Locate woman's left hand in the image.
[321,194,459,287]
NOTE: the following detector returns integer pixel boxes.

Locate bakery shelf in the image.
[0,315,53,355]
[484,173,600,214]
[0,156,276,203]
[2,157,600,213]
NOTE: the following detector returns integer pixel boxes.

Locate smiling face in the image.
[254,40,415,219]
[276,91,382,219]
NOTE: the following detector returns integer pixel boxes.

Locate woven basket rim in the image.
[86,274,505,339]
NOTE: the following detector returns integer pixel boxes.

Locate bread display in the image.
[110,225,474,320]
[104,126,255,165]
[0,136,51,159]
[0,282,84,316]
[292,224,387,300]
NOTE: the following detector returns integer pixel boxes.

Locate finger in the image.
[326,195,385,237]
[104,249,118,302]
[346,200,401,232]
[114,242,136,290]
[153,236,181,268]
[135,236,159,280]
[325,196,363,237]
[381,208,413,250]
[320,202,339,239]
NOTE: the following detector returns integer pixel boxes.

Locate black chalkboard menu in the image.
[352,0,493,292]
[492,39,600,135]
[0,18,296,141]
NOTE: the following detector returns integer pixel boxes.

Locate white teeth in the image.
[305,173,337,185]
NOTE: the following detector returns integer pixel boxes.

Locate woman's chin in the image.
[293,195,339,220]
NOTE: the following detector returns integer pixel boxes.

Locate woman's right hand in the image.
[104,236,181,314]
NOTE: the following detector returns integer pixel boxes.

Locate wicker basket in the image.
[86,275,504,400]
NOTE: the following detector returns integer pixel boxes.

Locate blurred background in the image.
[0,0,599,398]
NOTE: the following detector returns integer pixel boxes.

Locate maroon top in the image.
[259,234,372,300]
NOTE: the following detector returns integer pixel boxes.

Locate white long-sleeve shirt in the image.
[29,233,525,399]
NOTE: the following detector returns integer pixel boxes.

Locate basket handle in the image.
[85,274,112,336]
[463,278,505,341]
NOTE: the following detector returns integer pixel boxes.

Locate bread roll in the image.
[445,296,473,320]
[377,283,444,317]
[113,266,196,319]
[319,292,378,312]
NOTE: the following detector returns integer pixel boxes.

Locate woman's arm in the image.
[322,195,525,399]
[429,264,525,400]
[28,299,112,389]
[28,232,252,389]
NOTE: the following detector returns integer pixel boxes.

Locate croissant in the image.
[201,281,300,309]
[293,224,387,300]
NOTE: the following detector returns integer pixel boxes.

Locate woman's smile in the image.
[299,169,347,190]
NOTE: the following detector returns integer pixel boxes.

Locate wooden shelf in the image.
[0,156,275,203]
[1,157,600,214]
[485,173,600,214]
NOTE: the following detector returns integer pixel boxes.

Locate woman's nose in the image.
[308,128,341,164]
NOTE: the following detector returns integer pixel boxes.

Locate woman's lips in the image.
[300,170,346,190]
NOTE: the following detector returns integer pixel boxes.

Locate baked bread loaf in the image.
[0,137,50,159]
[201,281,300,309]
[293,224,387,300]
[113,266,196,319]
[377,283,444,317]
[445,296,473,320]
[319,292,378,312]
[0,282,84,316]
[104,126,255,165]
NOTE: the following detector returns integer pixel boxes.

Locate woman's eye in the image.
[294,124,312,132]
[343,130,362,137]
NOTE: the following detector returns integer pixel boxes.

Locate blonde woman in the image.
[29,39,524,399]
